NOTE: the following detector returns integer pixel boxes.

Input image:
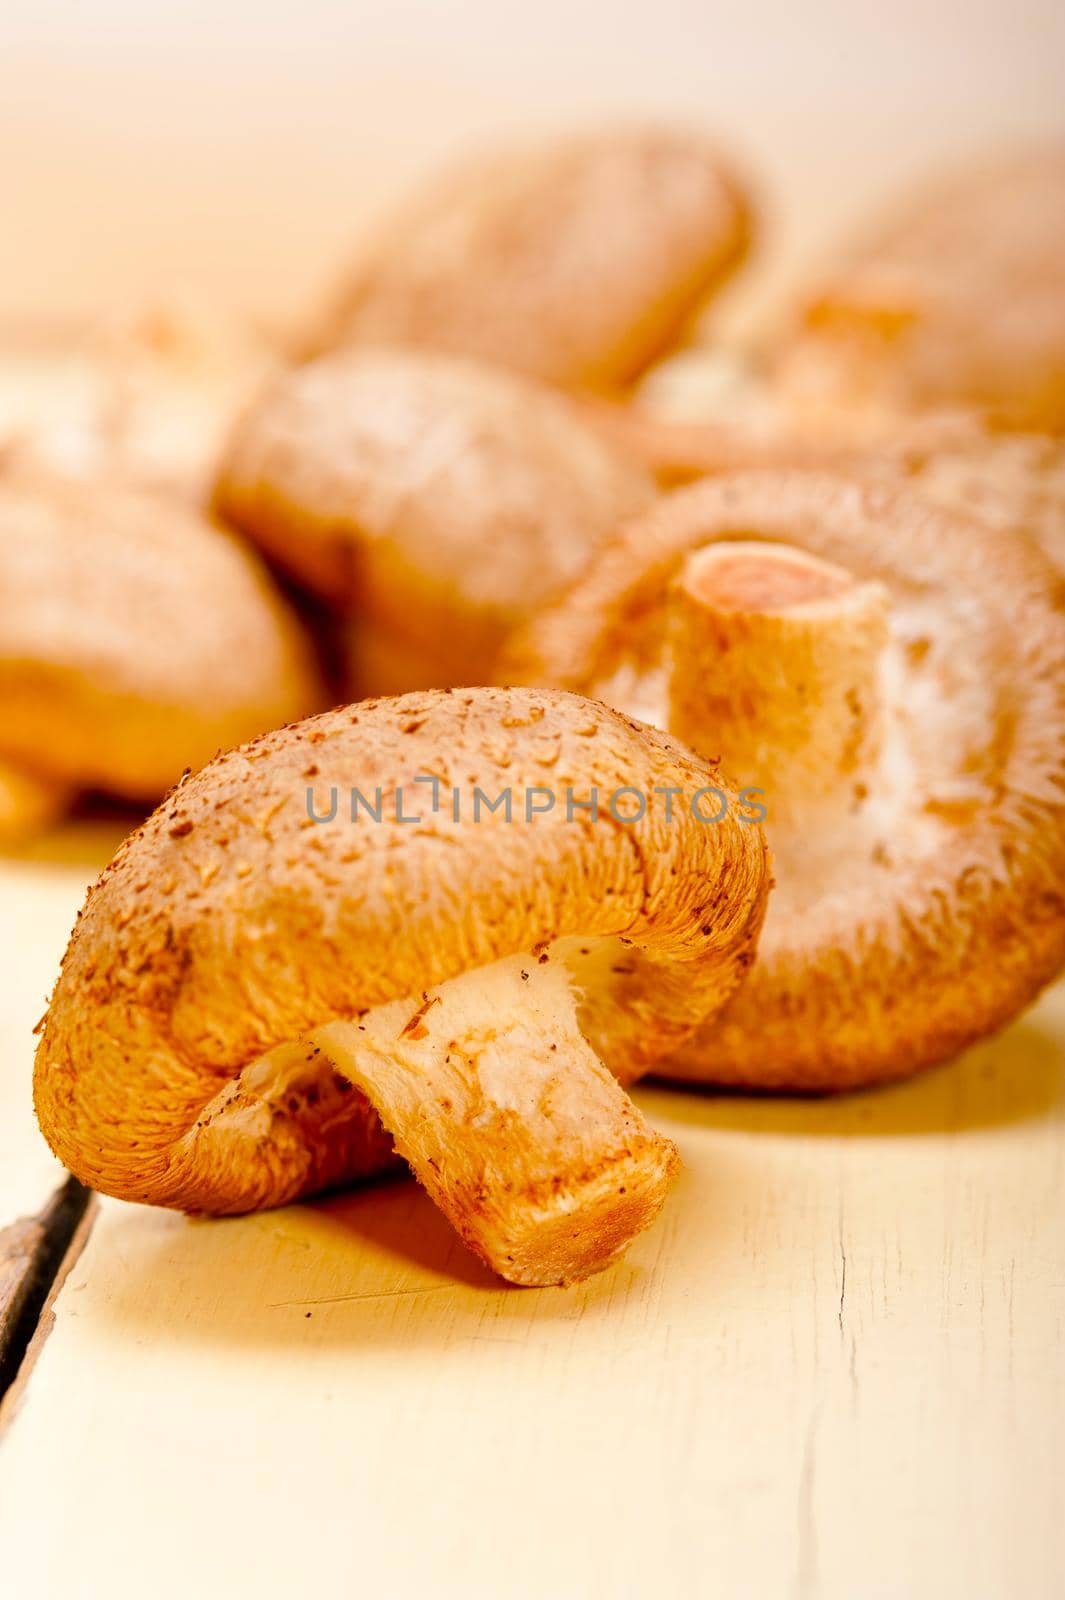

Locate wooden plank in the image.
[0,1177,90,1395]
[0,836,120,1405]
[0,824,1061,1600]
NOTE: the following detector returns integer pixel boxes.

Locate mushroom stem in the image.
[311,953,678,1287]
[667,541,889,832]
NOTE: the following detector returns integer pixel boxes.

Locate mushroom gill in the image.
[505,470,1065,1089]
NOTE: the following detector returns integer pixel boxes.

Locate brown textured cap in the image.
[0,471,321,799]
[506,470,1065,1088]
[857,416,1065,573]
[214,348,656,689]
[307,124,753,390]
[34,687,770,1224]
[587,398,1065,571]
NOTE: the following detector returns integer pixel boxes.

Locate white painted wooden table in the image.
[0,836,1062,1599]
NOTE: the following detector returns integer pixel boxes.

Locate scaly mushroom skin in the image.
[0,472,321,802]
[507,471,1065,1090]
[34,688,770,1285]
[306,125,752,391]
[214,348,655,692]
[774,148,1065,434]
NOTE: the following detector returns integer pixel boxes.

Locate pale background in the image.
[4,0,1064,335]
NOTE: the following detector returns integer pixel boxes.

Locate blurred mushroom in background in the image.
[773,147,1065,434]
[214,347,657,695]
[0,297,278,503]
[305,124,754,394]
[0,470,322,841]
[584,376,1065,572]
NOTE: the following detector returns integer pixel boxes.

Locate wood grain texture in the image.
[0,1212,49,1372]
[0,1177,90,1394]
[0,850,1062,1599]
[0,1184,95,1429]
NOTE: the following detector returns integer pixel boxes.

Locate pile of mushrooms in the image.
[23,122,1065,1288]
[35,688,770,1285]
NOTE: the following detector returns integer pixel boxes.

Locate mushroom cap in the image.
[859,417,1065,573]
[776,147,1065,433]
[34,687,770,1211]
[0,301,276,500]
[591,390,1065,572]
[307,125,753,390]
[506,470,1065,1088]
[0,472,322,799]
[214,348,656,689]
